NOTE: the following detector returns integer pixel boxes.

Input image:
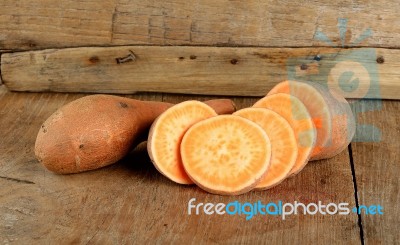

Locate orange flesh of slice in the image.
[234,108,298,189]
[268,81,331,158]
[253,93,316,175]
[180,115,271,195]
[148,101,217,184]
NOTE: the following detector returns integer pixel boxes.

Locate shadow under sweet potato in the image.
[117,141,190,188]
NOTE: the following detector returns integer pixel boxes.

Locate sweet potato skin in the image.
[35,95,172,174]
[203,99,236,115]
[35,95,236,174]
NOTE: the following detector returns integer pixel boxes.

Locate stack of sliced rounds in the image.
[233,108,298,189]
[267,80,355,160]
[147,101,219,184]
[147,80,356,195]
[253,93,317,175]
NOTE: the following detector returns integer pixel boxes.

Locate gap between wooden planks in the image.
[350,100,400,244]
[1,46,399,99]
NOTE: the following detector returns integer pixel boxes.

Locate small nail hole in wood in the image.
[230,59,238,65]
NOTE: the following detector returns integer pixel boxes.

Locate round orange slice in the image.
[253,93,316,175]
[148,100,218,184]
[180,115,272,195]
[234,108,298,189]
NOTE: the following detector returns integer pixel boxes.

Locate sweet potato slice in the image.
[234,108,298,189]
[253,93,316,175]
[180,115,272,195]
[268,81,355,160]
[147,100,220,184]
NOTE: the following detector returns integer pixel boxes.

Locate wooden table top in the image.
[0,85,398,244]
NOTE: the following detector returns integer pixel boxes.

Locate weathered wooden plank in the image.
[350,100,400,244]
[0,87,360,244]
[0,52,3,85]
[0,0,400,50]
[1,46,398,99]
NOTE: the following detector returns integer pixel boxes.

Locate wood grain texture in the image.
[0,53,3,85]
[350,100,400,244]
[0,87,360,244]
[1,46,398,99]
[1,0,400,50]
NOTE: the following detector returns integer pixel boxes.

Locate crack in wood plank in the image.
[0,175,35,184]
[348,144,365,245]
[0,52,3,85]
[110,5,117,43]
[350,100,400,244]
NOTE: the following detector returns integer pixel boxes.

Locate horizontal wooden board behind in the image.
[1,46,398,99]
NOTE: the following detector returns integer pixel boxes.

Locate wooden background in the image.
[0,0,399,244]
[1,0,400,49]
[1,0,400,98]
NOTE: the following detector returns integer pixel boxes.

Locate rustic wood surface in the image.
[1,46,397,99]
[0,85,364,244]
[350,100,400,244]
[1,0,398,243]
[1,0,400,50]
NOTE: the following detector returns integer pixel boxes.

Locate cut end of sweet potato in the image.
[181,115,271,195]
[253,93,316,175]
[234,108,298,189]
[147,100,218,185]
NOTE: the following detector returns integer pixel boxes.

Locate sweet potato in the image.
[35,95,235,174]
[253,93,316,175]
[234,108,298,189]
[148,101,219,184]
[180,115,272,195]
[268,81,355,160]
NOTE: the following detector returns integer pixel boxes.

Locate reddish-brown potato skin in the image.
[203,99,236,115]
[35,96,236,174]
[35,95,172,174]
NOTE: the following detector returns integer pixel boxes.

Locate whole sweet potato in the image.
[35,95,235,174]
